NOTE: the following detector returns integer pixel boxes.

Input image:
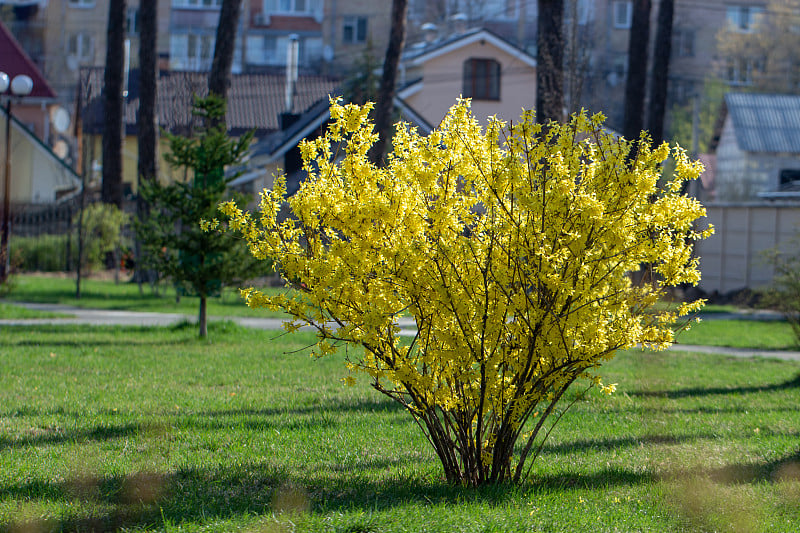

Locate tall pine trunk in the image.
[208,0,243,128]
[369,0,408,166]
[646,0,674,147]
[622,0,652,144]
[136,0,158,287]
[536,0,564,123]
[102,0,127,208]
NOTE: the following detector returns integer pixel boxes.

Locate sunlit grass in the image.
[2,273,289,318]
[1,323,798,531]
[678,318,798,350]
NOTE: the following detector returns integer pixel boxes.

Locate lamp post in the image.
[0,71,34,283]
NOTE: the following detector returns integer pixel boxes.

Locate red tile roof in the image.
[79,68,340,137]
[248,10,322,31]
[0,20,56,99]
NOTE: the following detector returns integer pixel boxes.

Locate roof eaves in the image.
[406,28,536,68]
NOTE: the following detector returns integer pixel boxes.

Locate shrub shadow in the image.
[664,449,800,485]
[0,460,658,532]
[631,373,800,399]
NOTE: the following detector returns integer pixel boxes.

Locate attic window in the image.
[780,169,800,185]
[463,58,501,101]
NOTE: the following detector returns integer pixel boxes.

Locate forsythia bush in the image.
[219,99,712,485]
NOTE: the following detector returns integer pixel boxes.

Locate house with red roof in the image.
[1,21,81,205]
[0,19,57,140]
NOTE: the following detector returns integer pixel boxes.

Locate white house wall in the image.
[1,113,80,204]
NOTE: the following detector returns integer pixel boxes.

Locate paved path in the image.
[3,302,800,361]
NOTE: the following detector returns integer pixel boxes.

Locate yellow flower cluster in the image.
[221,98,711,484]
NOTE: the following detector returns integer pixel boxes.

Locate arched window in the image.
[463,58,501,101]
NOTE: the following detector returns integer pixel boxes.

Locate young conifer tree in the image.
[219,99,711,485]
[138,95,260,337]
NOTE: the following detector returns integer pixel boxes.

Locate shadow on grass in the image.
[0,460,657,532]
[6,449,797,533]
[664,449,800,486]
[0,423,142,451]
[0,409,346,452]
[200,396,405,419]
[0,397,400,452]
[631,373,800,399]
[540,433,702,455]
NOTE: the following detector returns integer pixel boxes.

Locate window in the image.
[613,1,632,29]
[68,32,93,60]
[725,5,765,32]
[246,34,324,66]
[343,16,368,43]
[169,33,215,71]
[264,0,321,15]
[126,7,139,35]
[780,169,800,186]
[172,0,221,8]
[565,0,593,26]
[672,29,695,57]
[68,0,95,7]
[246,35,279,65]
[463,58,501,101]
[725,57,762,85]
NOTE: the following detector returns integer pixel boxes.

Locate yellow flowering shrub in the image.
[220,99,712,486]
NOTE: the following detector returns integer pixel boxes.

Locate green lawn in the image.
[1,323,798,532]
[677,318,800,350]
[4,274,800,351]
[0,302,65,319]
[2,273,289,319]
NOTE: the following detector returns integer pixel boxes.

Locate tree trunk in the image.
[208,0,243,128]
[137,0,158,184]
[369,0,408,166]
[622,0,652,144]
[199,296,208,338]
[536,0,565,123]
[646,0,674,147]
[102,0,127,208]
[135,0,158,288]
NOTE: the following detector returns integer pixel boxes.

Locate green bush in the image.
[9,234,71,272]
[762,242,800,346]
[73,203,130,274]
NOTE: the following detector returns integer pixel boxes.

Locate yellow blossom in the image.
[222,99,711,485]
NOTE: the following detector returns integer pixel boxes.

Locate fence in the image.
[11,199,79,238]
[8,200,80,272]
[694,202,800,295]
[8,195,126,273]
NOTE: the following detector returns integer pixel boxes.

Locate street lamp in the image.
[0,71,34,283]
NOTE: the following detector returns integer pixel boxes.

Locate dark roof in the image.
[724,92,800,154]
[0,20,56,100]
[248,93,435,167]
[249,95,334,162]
[79,68,340,137]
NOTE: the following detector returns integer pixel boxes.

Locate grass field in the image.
[2,273,288,319]
[3,273,800,350]
[1,322,799,532]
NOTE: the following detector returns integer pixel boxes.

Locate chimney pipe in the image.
[285,34,299,113]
